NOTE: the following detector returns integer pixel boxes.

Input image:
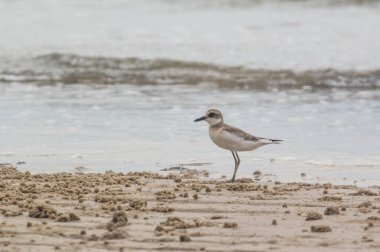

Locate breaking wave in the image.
[0,53,379,90]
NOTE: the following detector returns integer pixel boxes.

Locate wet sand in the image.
[1,166,380,252]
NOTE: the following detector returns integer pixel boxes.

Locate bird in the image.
[194,109,282,182]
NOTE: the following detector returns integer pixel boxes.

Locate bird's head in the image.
[194,109,223,126]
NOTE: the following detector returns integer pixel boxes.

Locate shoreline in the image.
[1,166,380,251]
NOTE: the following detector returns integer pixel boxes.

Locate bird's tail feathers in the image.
[259,138,283,144]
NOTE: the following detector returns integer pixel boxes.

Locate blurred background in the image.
[0,0,379,185]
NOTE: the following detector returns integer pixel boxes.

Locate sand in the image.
[1,165,380,252]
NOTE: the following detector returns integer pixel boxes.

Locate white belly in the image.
[209,128,264,152]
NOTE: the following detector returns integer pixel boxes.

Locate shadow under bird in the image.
[194,109,282,182]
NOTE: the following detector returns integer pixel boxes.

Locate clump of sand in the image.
[358,201,372,208]
[28,204,57,219]
[129,198,147,210]
[311,225,332,232]
[2,210,22,217]
[305,212,323,221]
[101,230,128,240]
[56,213,80,222]
[108,210,128,229]
[151,204,174,213]
[324,207,339,215]
[349,189,378,196]
[155,190,176,201]
[223,222,238,228]
[318,196,342,202]
[161,217,214,229]
[179,234,191,242]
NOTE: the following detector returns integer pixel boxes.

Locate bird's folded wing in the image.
[222,124,259,142]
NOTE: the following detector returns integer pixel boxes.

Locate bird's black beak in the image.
[194,116,206,122]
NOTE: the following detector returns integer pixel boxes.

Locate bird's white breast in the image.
[209,127,263,152]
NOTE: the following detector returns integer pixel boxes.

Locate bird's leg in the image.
[231,151,240,182]
[230,151,238,182]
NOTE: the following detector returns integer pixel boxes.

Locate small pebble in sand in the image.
[87,234,98,241]
[362,235,374,243]
[211,215,224,220]
[253,170,262,178]
[364,223,374,230]
[26,222,32,228]
[223,222,238,228]
[155,225,164,232]
[180,234,191,242]
[193,194,199,200]
[272,219,277,225]
[306,212,323,221]
[359,208,372,214]
[80,230,86,235]
[268,239,278,244]
[324,207,340,215]
[318,242,329,247]
[311,225,332,232]
[367,216,380,221]
[301,173,306,177]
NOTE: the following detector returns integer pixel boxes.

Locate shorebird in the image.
[194,109,282,182]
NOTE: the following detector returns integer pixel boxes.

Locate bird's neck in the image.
[209,121,224,129]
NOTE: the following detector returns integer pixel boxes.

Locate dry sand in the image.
[1,165,380,252]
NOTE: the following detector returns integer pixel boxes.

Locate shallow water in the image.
[1,83,379,186]
[1,0,380,186]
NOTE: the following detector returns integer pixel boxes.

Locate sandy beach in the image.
[1,165,379,252]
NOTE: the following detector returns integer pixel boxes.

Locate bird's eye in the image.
[208,112,215,117]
